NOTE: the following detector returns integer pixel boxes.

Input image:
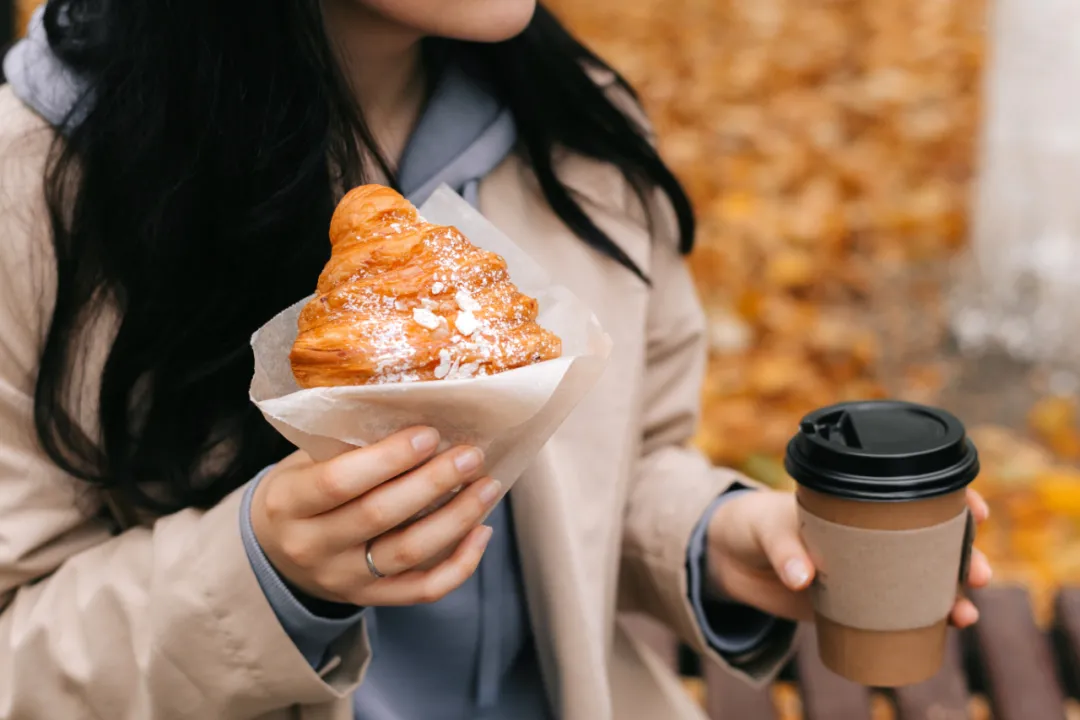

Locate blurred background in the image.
[7,0,1080,714]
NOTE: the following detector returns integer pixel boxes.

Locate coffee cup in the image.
[784,400,979,687]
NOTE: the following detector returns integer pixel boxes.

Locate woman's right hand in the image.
[250,426,499,606]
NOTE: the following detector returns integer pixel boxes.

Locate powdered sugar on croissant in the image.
[289,185,563,387]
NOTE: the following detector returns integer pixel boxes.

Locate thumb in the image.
[756,515,815,591]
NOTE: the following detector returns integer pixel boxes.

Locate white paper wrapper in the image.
[249,184,612,498]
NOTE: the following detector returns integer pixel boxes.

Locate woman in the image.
[0,1,991,719]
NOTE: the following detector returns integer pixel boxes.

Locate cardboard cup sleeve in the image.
[797,505,972,632]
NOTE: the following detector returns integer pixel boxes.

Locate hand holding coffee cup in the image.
[706,400,992,687]
[786,400,987,686]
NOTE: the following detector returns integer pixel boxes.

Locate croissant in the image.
[289,185,562,387]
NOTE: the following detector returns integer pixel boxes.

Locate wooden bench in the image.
[625,584,1077,719]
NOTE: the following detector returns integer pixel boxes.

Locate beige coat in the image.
[0,82,791,720]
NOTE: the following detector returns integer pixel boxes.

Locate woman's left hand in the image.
[705,488,993,627]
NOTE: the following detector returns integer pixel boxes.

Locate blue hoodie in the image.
[4,9,776,719]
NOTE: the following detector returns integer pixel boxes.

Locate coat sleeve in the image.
[0,88,370,720]
[615,183,796,686]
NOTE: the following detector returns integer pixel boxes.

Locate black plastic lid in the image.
[784,400,980,501]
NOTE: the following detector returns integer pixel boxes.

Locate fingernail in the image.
[474,525,494,549]
[454,447,483,474]
[478,479,502,505]
[783,559,811,589]
[412,428,440,453]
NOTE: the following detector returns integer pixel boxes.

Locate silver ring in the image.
[365,541,387,579]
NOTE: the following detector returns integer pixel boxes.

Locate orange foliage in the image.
[547,0,985,465]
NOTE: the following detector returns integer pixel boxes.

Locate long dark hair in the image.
[36,0,695,516]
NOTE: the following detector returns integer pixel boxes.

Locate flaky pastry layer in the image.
[289,185,562,387]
